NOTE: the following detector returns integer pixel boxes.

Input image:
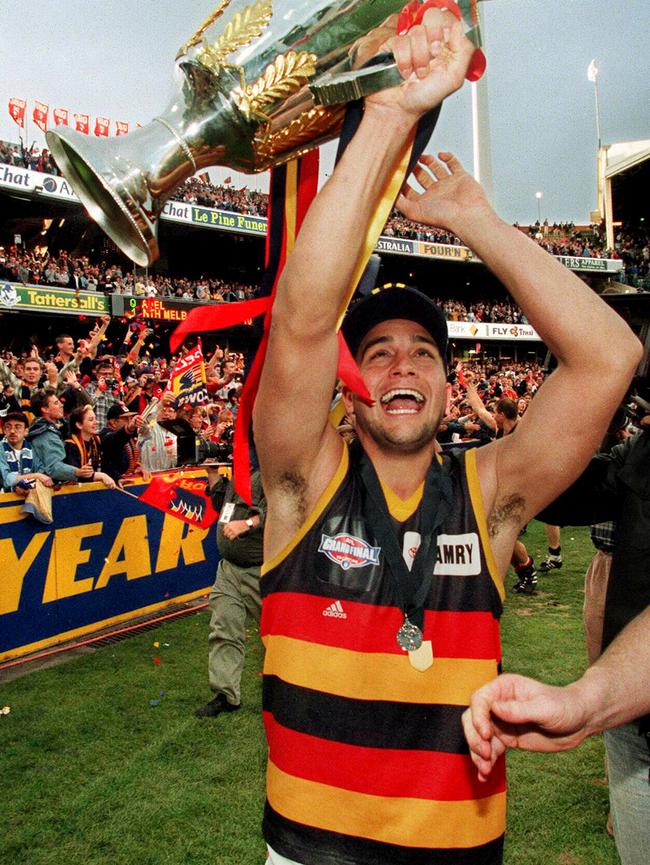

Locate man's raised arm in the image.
[397,154,642,565]
[254,10,474,552]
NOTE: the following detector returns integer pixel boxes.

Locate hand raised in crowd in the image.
[77,339,92,359]
[397,153,492,232]
[126,415,146,434]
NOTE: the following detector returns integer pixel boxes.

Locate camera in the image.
[626,393,650,427]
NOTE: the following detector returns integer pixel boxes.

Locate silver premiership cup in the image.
[45,0,426,266]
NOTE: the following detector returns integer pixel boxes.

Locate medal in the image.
[396,616,423,652]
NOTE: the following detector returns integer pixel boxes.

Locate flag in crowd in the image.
[8,97,26,128]
[74,113,89,134]
[95,116,110,137]
[587,58,599,83]
[138,475,218,529]
[32,101,49,133]
[8,97,139,139]
[53,108,69,127]
[169,342,209,408]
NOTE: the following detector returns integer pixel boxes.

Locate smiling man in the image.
[253,8,641,865]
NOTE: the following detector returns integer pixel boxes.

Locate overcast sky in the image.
[1,0,648,224]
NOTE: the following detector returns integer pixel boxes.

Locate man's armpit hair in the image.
[488,493,526,538]
[277,470,308,524]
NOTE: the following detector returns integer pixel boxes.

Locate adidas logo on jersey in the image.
[322,600,347,619]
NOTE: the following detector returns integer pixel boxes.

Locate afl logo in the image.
[0,283,19,307]
[318,533,381,571]
[43,177,57,193]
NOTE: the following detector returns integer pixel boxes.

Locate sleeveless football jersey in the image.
[261,445,506,865]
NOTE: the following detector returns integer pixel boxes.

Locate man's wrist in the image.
[451,207,506,248]
[362,102,418,136]
[564,674,608,739]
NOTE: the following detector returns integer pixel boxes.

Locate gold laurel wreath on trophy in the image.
[238,50,318,119]
[177,0,324,161]
[193,0,274,72]
[176,0,233,59]
[253,104,346,167]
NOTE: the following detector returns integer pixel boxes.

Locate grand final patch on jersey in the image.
[318,533,381,571]
[434,532,481,575]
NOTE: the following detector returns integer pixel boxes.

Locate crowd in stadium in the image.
[0,318,246,493]
[2,137,649,288]
[0,321,548,499]
[0,303,549,495]
[0,245,261,302]
[1,243,534,322]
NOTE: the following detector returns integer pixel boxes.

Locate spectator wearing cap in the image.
[100,404,143,482]
[0,411,53,492]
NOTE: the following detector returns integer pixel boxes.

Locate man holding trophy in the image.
[253,6,641,865]
[43,2,641,862]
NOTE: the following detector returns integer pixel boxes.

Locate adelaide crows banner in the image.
[0,473,219,663]
[169,342,209,407]
[139,476,218,529]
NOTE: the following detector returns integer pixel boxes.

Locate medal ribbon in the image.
[355,443,453,633]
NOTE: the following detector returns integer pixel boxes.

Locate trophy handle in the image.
[310,53,403,106]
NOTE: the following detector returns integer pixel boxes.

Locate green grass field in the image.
[1,521,618,865]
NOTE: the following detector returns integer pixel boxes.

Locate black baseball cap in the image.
[107,404,135,421]
[342,286,448,368]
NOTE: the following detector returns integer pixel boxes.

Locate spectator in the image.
[0,411,53,492]
[99,404,142,482]
[0,353,45,422]
[27,389,94,483]
[64,404,116,489]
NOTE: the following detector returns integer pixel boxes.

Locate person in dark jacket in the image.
[465,391,650,865]
[99,404,142,482]
[195,468,266,718]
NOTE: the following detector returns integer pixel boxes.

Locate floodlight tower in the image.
[472,1,495,205]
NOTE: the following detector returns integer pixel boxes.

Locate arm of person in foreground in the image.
[397,156,642,561]
[253,9,475,556]
[461,605,650,781]
[465,381,496,431]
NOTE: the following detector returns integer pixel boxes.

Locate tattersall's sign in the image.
[0,282,109,315]
[0,166,624,273]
